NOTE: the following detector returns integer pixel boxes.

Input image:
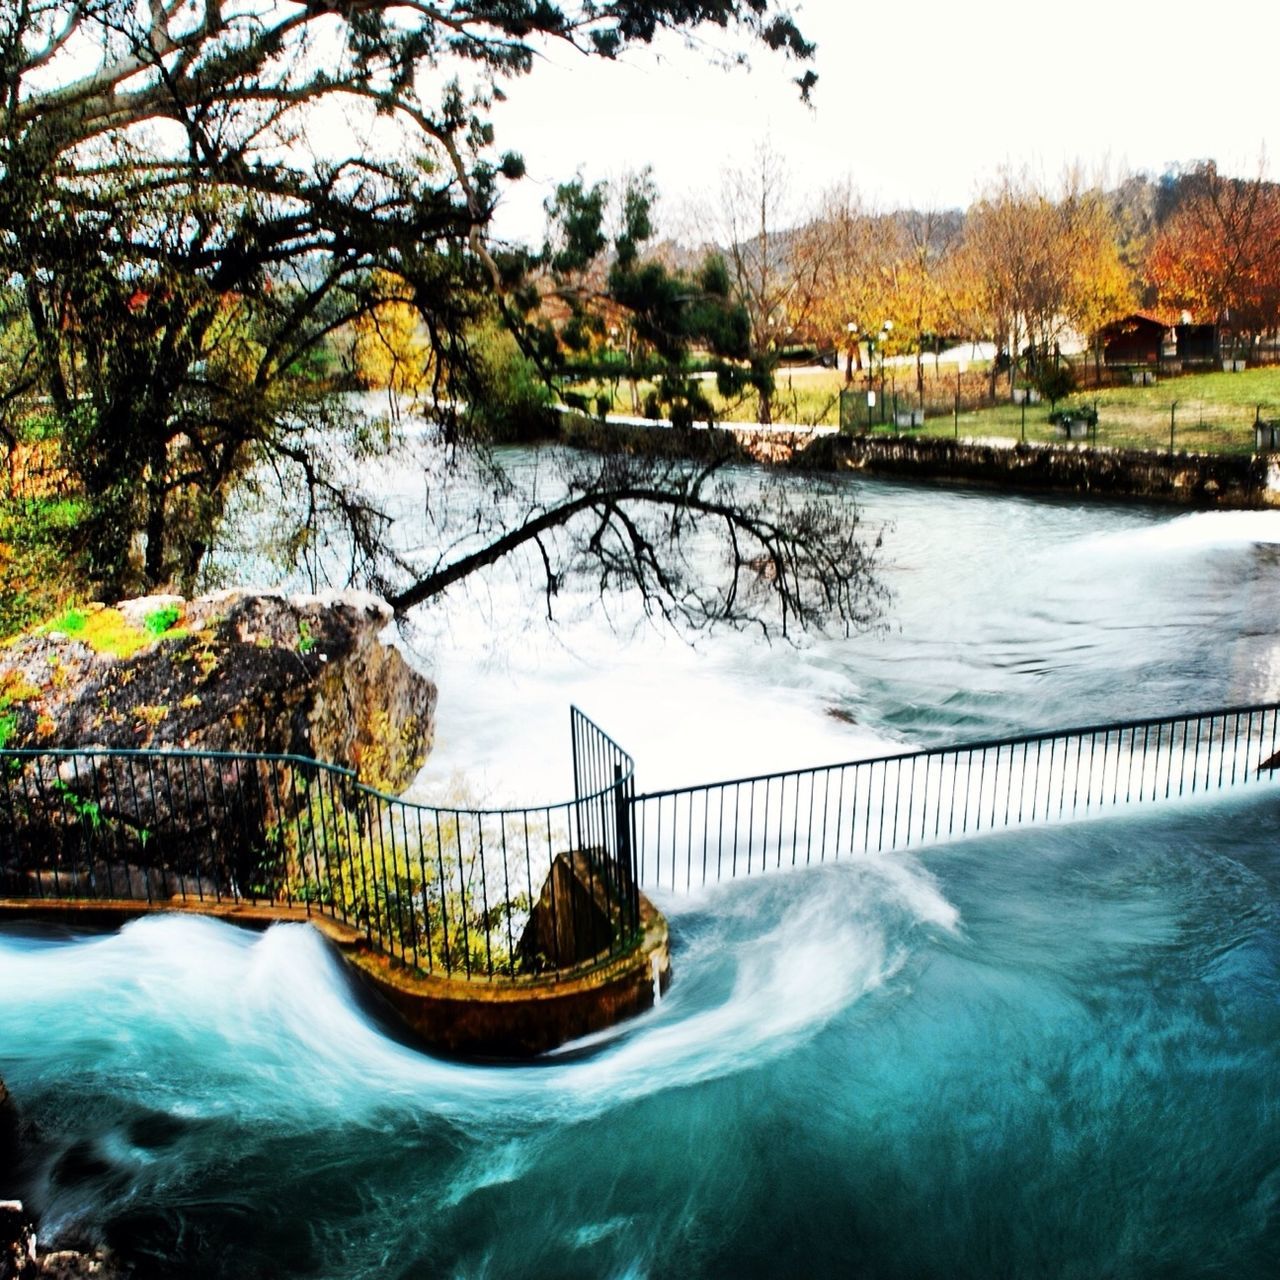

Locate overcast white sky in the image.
[486,0,1277,245]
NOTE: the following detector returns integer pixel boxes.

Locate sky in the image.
[486,0,1278,246]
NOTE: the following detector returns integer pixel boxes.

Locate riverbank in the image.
[561,414,1280,508]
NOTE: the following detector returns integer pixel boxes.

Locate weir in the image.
[1,700,1278,1050]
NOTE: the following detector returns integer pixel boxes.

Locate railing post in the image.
[613,762,636,931]
[570,707,584,853]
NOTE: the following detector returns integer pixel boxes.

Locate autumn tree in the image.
[878,208,962,394]
[1146,163,1280,352]
[961,171,1131,395]
[800,182,891,384]
[348,271,437,410]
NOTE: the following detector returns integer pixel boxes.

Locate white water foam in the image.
[1084,508,1280,555]
[0,855,957,1126]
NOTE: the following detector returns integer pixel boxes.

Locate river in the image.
[3,454,1280,1277]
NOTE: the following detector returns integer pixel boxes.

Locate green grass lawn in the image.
[568,365,1280,456]
[922,366,1280,455]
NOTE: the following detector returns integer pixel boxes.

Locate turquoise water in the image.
[5,473,1280,1276]
[3,793,1278,1277]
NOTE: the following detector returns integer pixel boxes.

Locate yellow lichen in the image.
[0,672,39,705]
[41,603,151,659]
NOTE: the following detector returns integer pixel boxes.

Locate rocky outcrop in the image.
[1,590,434,776]
[2,1200,123,1279]
[0,590,436,898]
[0,1080,16,1173]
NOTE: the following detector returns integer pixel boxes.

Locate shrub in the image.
[1035,363,1077,408]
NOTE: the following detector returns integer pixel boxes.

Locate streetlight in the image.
[871,321,892,424]
[846,321,893,426]
[954,359,968,437]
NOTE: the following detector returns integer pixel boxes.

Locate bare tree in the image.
[696,141,829,425]
[383,437,885,640]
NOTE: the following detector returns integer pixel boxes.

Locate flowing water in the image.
[4,458,1280,1277]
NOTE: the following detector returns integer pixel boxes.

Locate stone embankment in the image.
[788,432,1279,508]
[563,410,1280,508]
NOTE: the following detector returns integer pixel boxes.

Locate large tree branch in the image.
[387,467,882,643]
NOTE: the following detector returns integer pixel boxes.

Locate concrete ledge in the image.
[0,892,671,1059]
[342,893,670,1058]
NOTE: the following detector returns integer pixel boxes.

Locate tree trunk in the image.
[144,441,168,590]
[757,385,773,426]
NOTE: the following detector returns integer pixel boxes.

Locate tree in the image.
[698,141,828,425]
[386,441,886,640]
[1,1,887,643]
[348,271,437,411]
[1146,163,1280,352]
[961,171,1132,395]
[879,208,962,394]
[801,182,889,385]
[531,171,752,427]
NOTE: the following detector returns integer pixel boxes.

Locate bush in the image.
[467,320,556,442]
[1035,363,1077,406]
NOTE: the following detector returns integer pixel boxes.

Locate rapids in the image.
[4,462,1280,1277]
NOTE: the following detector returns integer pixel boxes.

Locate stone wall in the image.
[559,412,1278,508]
[757,431,1277,509]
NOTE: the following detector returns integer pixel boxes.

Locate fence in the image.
[0,708,640,981]
[6,701,1280,950]
[633,702,1280,892]
[839,386,1280,456]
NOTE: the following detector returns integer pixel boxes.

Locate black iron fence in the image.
[6,701,1280,952]
[0,708,640,981]
[634,702,1280,892]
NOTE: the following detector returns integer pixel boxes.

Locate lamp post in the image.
[852,320,893,426]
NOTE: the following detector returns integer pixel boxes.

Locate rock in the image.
[517,851,626,972]
[0,590,433,775]
[0,590,436,897]
[0,1079,16,1171]
[0,1200,37,1280]
[31,1248,122,1278]
[0,1201,122,1279]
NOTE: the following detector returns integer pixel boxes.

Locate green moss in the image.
[0,710,16,749]
[50,607,87,634]
[144,605,182,637]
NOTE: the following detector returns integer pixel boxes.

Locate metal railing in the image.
[0,708,640,981]
[5,701,1279,952]
[634,702,1280,892]
[571,707,639,936]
